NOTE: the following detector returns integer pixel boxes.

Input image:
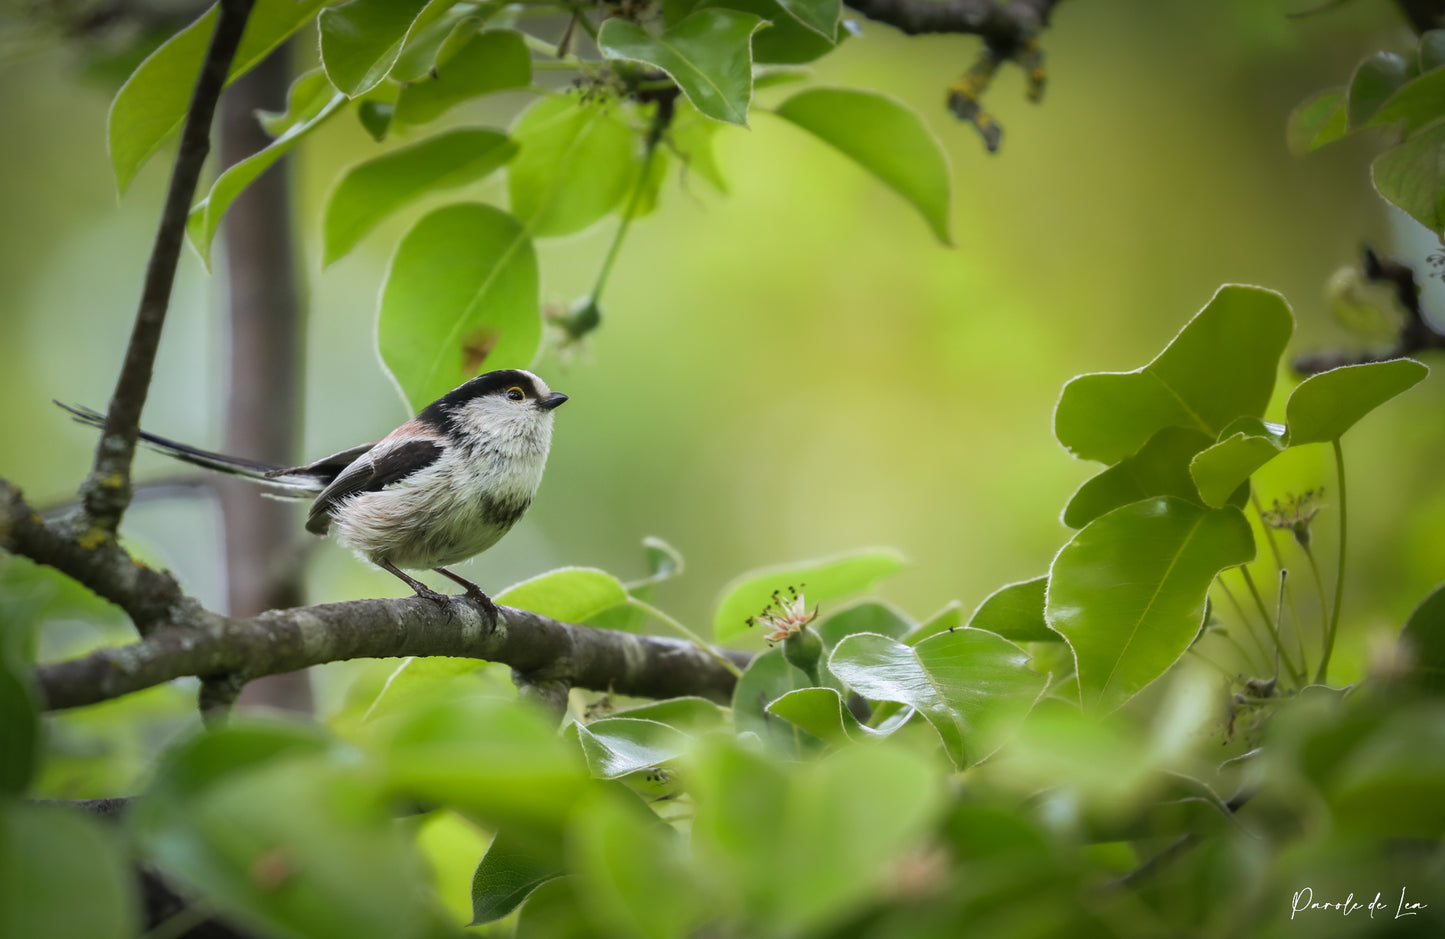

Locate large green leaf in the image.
[507,96,636,238]
[382,697,589,832]
[663,0,836,64]
[713,547,906,642]
[568,791,703,939]
[814,599,914,649]
[1285,358,1429,444]
[108,0,328,193]
[1287,86,1348,156]
[377,203,540,410]
[774,87,951,244]
[574,718,692,779]
[1373,120,1445,235]
[1399,583,1445,694]
[394,29,531,126]
[687,739,942,936]
[966,576,1059,643]
[828,629,1046,767]
[0,803,137,939]
[774,0,840,39]
[1368,67,1445,136]
[1054,285,1293,464]
[188,81,347,264]
[1062,427,1214,528]
[323,128,515,265]
[1188,417,1289,508]
[132,725,429,939]
[470,828,563,924]
[319,0,450,97]
[1047,498,1255,712]
[732,646,821,756]
[496,567,629,623]
[1347,51,1412,128]
[598,10,766,126]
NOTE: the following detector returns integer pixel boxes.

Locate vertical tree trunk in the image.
[217,44,312,712]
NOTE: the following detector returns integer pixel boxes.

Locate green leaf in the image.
[815,599,914,649]
[394,29,531,126]
[471,828,563,925]
[966,576,1058,643]
[774,0,840,39]
[383,697,588,832]
[496,567,629,622]
[108,0,328,193]
[732,647,820,756]
[359,656,485,724]
[0,642,36,796]
[323,128,516,265]
[598,10,766,126]
[1287,86,1348,156]
[319,0,450,98]
[188,87,347,264]
[256,67,337,137]
[1285,358,1429,444]
[1373,119,1445,234]
[1348,51,1411,128]
[1367,67,1445,136]
[828,629,1047,767]
[1047,498,1255,712]
[358,100,395,141]
[687,739,943,935]
[774,87,952,245]
[586,537,685,633]
[1054,285,1294,465]
[668,102,728,192]
[766,686,910,745]
[713,547,906,642]
[0,803,137,939]
[378,203,540,410]
[609,696,729,733]
[568,790,703,939]
[1399,583,1445,694]
[392,4,494,82]
[664,0,836,65]
[905,600,964,646]
[515,878,604,939]
[1062,427,1214,528]
[575,718,692,779]
[507,96,636,238]
[1188,418,1288,508]
[132,726,430,939]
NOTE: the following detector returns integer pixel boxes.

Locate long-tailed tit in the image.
[61,369,568,618]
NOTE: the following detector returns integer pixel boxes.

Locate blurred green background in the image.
[3,1,1443,747]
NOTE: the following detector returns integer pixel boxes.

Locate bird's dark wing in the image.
[266,443,377,484]
[305,439,444,534]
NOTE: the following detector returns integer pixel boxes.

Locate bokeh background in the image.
[3,0,1443,775]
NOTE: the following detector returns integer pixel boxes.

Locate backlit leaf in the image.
[323,128,516,265]
[714,548,906,642]
[507,96,636,238]
[774,87,952,244]
[319,0,450,97]
[1347,51,1411,128]
[378,203,540,410]
[1287,86,1348,156]
[1063,427,1214,528]
[1054,285,1293,465]
[394,29,531,126]
[1188,418,1289,508]
[966,576,1058,643]
[1285,358,1428,444]
[1373,120,1445,235]
[497,568,629,623]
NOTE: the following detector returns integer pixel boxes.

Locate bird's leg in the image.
[434,566,500,623]
[377,559,451,603]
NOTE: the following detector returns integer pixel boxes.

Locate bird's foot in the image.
[464,586,501,626]
[411,583,453,604]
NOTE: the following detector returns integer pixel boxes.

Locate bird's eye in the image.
[506,387,525,402]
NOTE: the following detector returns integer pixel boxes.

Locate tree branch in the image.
[80,0,255,534]
[37,596,746,711]
[6,477,744,711]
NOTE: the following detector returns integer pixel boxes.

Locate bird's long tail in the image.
[56,402,328,500]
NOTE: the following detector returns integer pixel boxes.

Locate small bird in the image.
[60,369,567,618]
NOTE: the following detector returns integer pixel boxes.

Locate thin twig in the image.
[1316,441,1349,683]
[80,0,256,534]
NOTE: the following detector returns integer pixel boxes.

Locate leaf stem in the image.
[586,99,670,307]
[1240,566,1303,686]
[628,597,743,678]
[1316,440,1348,684]
[1216,578,1273,673]
[1252,490,1309,675]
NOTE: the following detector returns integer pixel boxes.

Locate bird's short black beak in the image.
[538,392,569,411]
